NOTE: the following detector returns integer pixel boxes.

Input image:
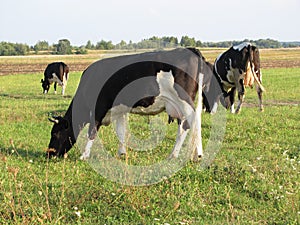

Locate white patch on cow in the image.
[233,42,251,51]
[49,73,63,86]
[230,104,235,114]
[211,102,219,114]
[156,70,194,123]
[226,70,235,84]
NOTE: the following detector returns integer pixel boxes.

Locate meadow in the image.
[0,49,299,224]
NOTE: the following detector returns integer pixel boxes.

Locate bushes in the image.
[1,38,299,56]
[0,42,30,56]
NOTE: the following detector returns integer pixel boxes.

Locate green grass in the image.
[0,68,299,224]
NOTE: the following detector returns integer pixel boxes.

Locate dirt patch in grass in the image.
[0,62,91,76]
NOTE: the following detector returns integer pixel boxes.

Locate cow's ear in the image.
[49,116,69,129]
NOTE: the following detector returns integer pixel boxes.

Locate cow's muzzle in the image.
[46,148,57,158]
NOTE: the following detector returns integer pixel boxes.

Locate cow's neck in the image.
[64,100,88,145]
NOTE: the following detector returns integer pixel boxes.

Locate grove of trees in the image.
[0,37,299,56]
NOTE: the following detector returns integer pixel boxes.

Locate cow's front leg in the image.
[115,113,128,157]
[235,79,245,114]
[54,82,57,94]
[228,87,236,113]
[80,121,100,160]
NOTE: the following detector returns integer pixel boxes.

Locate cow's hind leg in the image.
[235,80,245,114]
[61,73,67,95]
[61,84,66,95]
[169,121,189,159]
[257,85,264,112]
[115,113,128,157]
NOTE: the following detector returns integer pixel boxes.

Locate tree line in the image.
[0,37,299,56]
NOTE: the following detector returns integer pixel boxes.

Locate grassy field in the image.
[0,51,299,224]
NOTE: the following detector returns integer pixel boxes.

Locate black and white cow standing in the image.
[41,62,69,95]
[46,48,214,160]
[212,42,265,114]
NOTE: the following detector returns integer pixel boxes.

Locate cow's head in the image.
[41,79,50,94]
[47,116,73,158]
[230,43,252,73]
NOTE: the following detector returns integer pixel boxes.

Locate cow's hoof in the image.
[168,153,179,160]
[79,154,89,160]
[118,153,126,160]
[118,148,127,157]
[192,155,202,162]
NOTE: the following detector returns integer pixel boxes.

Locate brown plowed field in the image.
[0,48,299,76]
[0,62,91,76]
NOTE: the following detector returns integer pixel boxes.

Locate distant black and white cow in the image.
[41,62,69,95]
[211,42,265,113]
[46,48,214,160]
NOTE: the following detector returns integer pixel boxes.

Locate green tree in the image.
[85,40,94,49]
[115,40,127,49]
[53,39,72,54]
[0,42,15,56]
[96,40,114,50]
[0,42,29,56]
[33,40,49,53]
[196,40,202,47]
[14,43,29,55]
[162,36,178,48]
[180,36,196,47]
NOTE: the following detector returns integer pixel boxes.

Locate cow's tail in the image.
[248,45,266,92]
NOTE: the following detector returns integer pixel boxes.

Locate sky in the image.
[1,0,299,46]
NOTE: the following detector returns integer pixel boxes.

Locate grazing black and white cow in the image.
[46,48,214,160]
[41,62,69,95]
[212,42,265,113]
